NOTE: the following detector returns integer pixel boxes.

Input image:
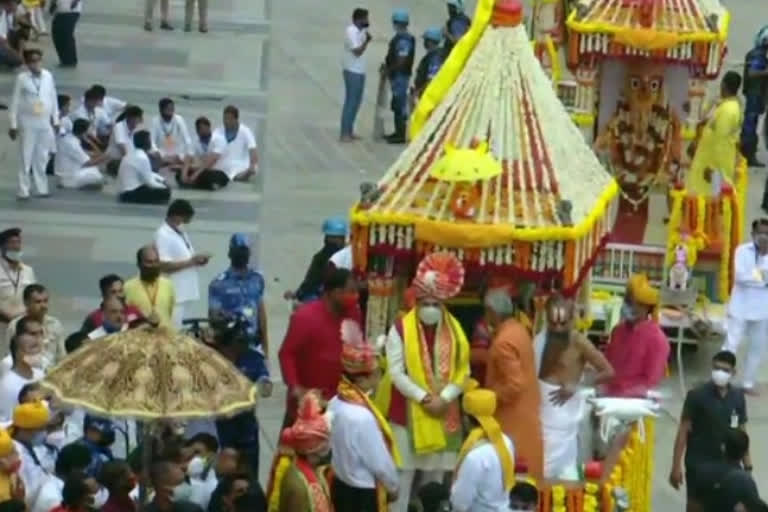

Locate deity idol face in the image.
[624,61,666,113]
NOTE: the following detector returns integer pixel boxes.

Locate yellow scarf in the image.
[402,308,470,454]
[338,377,401,511]
[455,426,516,492]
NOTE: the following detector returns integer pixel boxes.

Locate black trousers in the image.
[119,186,171,204]
[51,12,80,66]
[175,168,229,190]
[331,478,378,512]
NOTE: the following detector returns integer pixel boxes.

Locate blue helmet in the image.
[756,25,768,47]
[392,8,409,24]
[423,27,443,43]
[322,216,348,237]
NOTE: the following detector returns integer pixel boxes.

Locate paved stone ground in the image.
[0,0,766,508]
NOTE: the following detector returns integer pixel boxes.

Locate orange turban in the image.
[412,252,465,301]
[339,319,378,375]
[280,393,331,455]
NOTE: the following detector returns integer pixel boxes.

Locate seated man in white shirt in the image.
[72,87,112,151]
[212,105,258,183]
[177,116,230,190]
[0,328,44,422]
[151,97,193,170]
[117,130,171,205]
[55,119,110,190]
[0,1,22,68]
[106,105,160,175]
[89,84,126,123]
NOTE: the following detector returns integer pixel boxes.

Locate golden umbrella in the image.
[41,326,258,419]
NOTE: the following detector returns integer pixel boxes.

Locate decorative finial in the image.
[492,0,523,27]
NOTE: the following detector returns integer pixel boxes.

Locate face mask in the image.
[172,482,194,502]
[340,292,359,311]
[620,302,637,322]
[92,487,109,509]
[23,353,43,369]
[418,305,442,326]
[712,369,731,387]
[46,430,67,448]
[140,267,160,280]
[103,322,120,334]
[30,431,46,446]
[187,456,206,479]
[3,250,22,262]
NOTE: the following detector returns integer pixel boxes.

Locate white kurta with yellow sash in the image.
[384,309,470,471]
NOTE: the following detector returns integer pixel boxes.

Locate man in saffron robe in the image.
[384,252,470,512]
[329,319,400,512]
[603,274,670,397]
[485,287,543,478]
[267,393,333,512]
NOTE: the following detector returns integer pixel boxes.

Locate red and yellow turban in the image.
[340,319,378,375]
[280,393,331,455]
[412,252,465,301]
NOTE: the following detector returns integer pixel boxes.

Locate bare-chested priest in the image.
[534,295,614,479]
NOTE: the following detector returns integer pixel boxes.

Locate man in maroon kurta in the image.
[279,267,361,427]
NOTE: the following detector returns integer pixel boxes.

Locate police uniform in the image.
[444,11,471,54]
[414,47,446,94]
[385,30,415,141]
[741,29,768,165]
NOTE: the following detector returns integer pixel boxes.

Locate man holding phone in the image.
[340,7,372,142]
[154,199,211,328]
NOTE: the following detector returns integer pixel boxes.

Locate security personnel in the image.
[382,8,415,144]
[444,0,471,55]
[284,216,348,304]
[741,26,768,168]
[414,28,446,99]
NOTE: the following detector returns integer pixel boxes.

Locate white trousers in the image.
[18,124,54,197]
[723,316,768,388]
[60,167,104,189]
[391,469,444,512]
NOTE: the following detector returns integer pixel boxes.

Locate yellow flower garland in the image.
[720,197,732,303]
[552,484,566,512]
[584,482,599,512]
[267,455,292,512]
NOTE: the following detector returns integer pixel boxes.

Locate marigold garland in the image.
[720,195,732,303]
[267,455,292,512]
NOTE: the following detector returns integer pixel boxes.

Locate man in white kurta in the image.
[150,98,193,167]
[9,49,59,199]
[0,228,36,343]
[55,119,109,190]
[211,105,258,182]
[450,382,515,512]
[384,252,470,512]
[723,219,768,394]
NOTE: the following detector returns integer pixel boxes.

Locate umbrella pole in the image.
[138,421,153,512]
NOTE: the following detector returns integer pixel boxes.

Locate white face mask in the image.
[711,369,731,387]
[187,456,206,479]
[91,487,109,509]
[418,305,441,326]
[45,430,67,448]
[3,250,22,262]
[23,353,43,369]
[172,482,194,502]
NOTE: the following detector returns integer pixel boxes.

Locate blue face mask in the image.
[103,322,119,334]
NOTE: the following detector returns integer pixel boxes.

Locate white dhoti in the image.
[18,124,54,198]
[60,166,104,189]
[539,380,586,480]
[723,316,768,389]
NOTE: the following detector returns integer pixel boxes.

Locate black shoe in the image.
[747,158,765,168]
[160,21,174,30]
[386,134,406,144]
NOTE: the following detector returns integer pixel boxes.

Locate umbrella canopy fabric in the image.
[41,327,257,420]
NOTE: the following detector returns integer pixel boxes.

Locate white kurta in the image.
[533,331,587,480]
[30,475,63,512]
[327,396,399,492]
[211,124,256,179]
[450,435,514,512]
[13,440,53,505]
[150,114,193,160]
[55,133,103,189]
[385,322,463,471]
[9,69,59,198]
[155,222,199,326]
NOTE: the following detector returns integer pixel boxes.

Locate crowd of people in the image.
[8,50,259,202]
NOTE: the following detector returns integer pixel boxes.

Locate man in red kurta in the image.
[603,274,670,397]
[279,267,361,427]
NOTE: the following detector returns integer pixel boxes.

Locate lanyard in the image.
[200,138,209,153]
[17,440,43,467]
[169,224,191,251]
[0,261,21,295]
[30,75,42,96]
[141,281,159,309]
[161,119,175,138]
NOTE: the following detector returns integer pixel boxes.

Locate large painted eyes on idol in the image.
[649,79,661,92]
[630,77,641,89]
